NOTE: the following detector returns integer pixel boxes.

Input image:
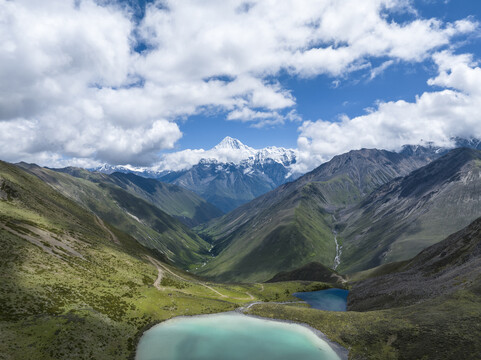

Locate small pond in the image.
[136,312,345,360]
[293,288,349,311]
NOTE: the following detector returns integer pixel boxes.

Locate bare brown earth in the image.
[94,215,120,244]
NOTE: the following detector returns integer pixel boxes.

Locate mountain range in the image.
[196,143,481,282]
[95,137,300,212]
[3,138,481,359]
[94,137,481,215]
[338,148,481,273]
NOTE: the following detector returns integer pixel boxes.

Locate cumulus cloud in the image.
[0,0,477,166]
[0,0,182,166]
[294,51,481,173]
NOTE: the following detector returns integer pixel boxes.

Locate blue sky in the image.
[1,0,481,171]
[178,0,481,151]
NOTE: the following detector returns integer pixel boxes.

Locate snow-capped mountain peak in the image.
[94,136,298,174]
[213,137,254,152]
[253,146,297,166]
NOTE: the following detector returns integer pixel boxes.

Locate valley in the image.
[2,142,481,360]
[3,1,481,358]
[196,146,481,282]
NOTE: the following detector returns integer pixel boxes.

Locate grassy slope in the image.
[17,164,211,269]
[247,292,481,360]
[197,173,383,282]
[197,149,432,283]
[197,183,339,282]
[339,148,481,273]
[249,217,481,359]
[90,171,223,227]
[0,160,334,359]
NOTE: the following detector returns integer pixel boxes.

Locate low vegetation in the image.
[247,291,481,360]
[0,160,336,359]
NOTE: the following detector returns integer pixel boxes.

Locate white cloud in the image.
[369,60,395,80]
[0,0,183,166]
[294,51,481,173]
[0,0,477,166]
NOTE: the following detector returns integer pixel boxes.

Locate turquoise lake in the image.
[136,312,344,360]
[293,288,349,311]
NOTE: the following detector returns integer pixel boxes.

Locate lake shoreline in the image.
[240,307,349,360]
[133,307,349,360]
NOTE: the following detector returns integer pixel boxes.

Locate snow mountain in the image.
[94,137,300,212]
[93,136,481,213]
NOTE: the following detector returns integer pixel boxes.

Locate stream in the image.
[333,231,342,270]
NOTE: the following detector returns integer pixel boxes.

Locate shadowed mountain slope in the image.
[348,215,481,311]
[98,171,222,227]
[55,167,223,227]
[266,262,345,285]
[16,163,211,268]
[339,148,481,273]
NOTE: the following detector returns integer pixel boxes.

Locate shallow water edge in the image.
[134,310,349,360]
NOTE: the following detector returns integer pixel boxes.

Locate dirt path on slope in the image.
[245,292,254,300]
[146,256,256,300]
[147,256,164,290]
[94,216,119,244]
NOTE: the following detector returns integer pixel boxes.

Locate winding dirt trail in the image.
[146,256,165,290]
[203,284,228,298]
[147,257,164,290]
[94,216,119,244]
[146,256,255,300]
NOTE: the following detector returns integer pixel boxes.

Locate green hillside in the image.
[0,160,330,359]
[197,149,434,282]
[17,163,211,268]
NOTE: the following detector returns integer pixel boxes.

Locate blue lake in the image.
[293,288,349,311]
[136,312,345,360]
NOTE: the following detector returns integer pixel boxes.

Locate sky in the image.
[1,0,481,172]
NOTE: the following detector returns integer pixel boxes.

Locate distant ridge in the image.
[94,137,300,212]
